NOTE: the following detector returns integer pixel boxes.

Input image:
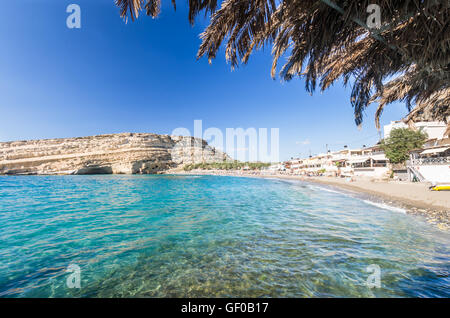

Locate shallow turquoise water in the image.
[0,175,448,297]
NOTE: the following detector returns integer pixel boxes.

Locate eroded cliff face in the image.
[0,133,230,175]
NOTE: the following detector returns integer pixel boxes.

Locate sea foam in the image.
[362,200,407,214]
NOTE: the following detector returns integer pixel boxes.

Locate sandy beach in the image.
[171,169,450,230]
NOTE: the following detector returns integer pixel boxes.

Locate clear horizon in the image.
[0,0,409,161]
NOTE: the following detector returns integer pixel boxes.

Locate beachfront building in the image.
[284,159,303,174]
[267,163,286,172]
[403,121,450,183]
[407,135,450,183]
[279,121,447,180]
[300,154,330,175]
[344,146,390,179]
[384,121,408,138]
[293,154,336,176]
[324,121,447,180]
[283,146,390,178]
[312,146,390,179]
[408,146,450,183]
[384,120,447,140]
[382,120,450,182]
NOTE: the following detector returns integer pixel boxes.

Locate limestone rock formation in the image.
[0,133,230,175]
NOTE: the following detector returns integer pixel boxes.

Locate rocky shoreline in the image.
[0,133,230,175]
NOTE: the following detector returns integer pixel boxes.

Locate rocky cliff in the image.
[0,133,230,175]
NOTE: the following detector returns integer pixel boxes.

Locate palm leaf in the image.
[114,0,450,128]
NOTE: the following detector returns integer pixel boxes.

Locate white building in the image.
[383,121,408,139]
[384,120,450,183]
[384,120,447,140]
[284,146,389,179]
[345,146,390,179]
[414,122,448,140]
[408,142,450,183]
[268,163,285,172]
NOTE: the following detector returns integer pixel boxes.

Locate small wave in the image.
[311,186,343,195]
[306,183,407,214]
[362,200,406,214]
[167,175,202,179]
[304,183,406,214]
[275,179,301,185]
[306,184,349,196]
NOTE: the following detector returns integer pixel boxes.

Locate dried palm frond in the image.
[115,0,450,127]
[116,0,145,22]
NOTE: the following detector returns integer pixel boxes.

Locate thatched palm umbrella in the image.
[115,0,449,129]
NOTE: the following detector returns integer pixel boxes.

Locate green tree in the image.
[380,128,427,164]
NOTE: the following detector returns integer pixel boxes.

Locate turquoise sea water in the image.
[0,175,448,297]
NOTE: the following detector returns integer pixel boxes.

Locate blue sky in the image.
[0,0,409,161]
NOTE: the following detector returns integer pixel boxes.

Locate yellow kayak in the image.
[431,185,450,191]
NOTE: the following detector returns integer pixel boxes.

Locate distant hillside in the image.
[0,133,230,175]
